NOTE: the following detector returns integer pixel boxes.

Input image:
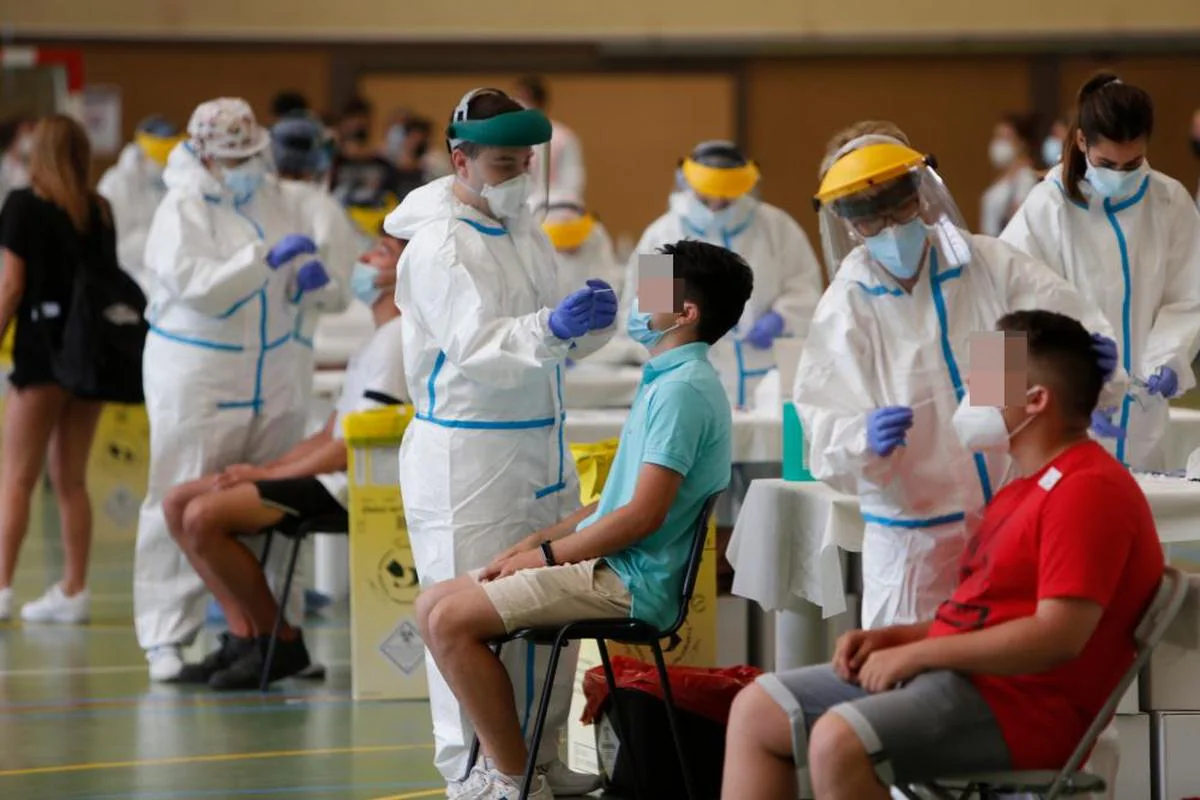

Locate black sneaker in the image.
[172,633,254,684]
[208,631,312,691]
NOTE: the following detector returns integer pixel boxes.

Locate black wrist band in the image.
[540,540,556,567]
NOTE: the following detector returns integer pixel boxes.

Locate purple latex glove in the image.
[1090,407,1126,440]
[745,311,785,350]
[266,234,318,270]
[866,406,914,457]
[586,279,618,331]
[549,287,594,340]
[1090,333,1118,383]
[296,260,330,293]
[1146,366,1179,398]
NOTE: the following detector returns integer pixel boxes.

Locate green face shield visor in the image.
[447,109,552,150]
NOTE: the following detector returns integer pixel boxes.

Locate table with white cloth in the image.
[728,475,1200,671]
[1165,407,1200,471]
[561,364,644,409]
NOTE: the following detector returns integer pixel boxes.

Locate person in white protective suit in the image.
[535,194,623,300]
[383,87,617,799]
[136,98,332,682]
[97,115,183,294]
[797,129,1119,633]
[1002,72,1200,471]
[269,114,359,412]
[623,140,825,409]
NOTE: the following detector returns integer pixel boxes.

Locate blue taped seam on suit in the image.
[419,350,558,431]
[861,511,967,529]
[148,326,244,352]
[458,217,506,236]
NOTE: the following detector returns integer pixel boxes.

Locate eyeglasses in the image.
[849,196,923,237]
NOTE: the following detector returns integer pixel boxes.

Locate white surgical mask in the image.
[988,138,1017,170]
[221,160,264,200]
[1085,161,1147,200]
[951,389,1039,453]
[463,173,531,222]
[1042,136,1063,167]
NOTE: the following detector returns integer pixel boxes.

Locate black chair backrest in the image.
[662,492,722,638]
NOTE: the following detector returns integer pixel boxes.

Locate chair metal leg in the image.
[520,634,565,800]
[650,638,697,800]
[464,641,504,780]
[259,536,302,692]
[258,531,274,567]
[597,639,643,800]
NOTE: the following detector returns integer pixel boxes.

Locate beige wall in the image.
[10,0,1200,40]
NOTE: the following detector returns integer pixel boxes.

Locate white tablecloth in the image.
[729,474,1200,620]
[564,408,782,465]
[1166,407,1200,471]
[561,364,643,409]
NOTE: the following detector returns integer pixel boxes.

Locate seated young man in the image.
[415,240,754,800]
[722,310,1165,800]
[162,234,408,690]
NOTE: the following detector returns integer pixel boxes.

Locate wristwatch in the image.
[540,540,556,567]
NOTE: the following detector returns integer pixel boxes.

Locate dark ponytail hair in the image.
[1062,72,1154,204]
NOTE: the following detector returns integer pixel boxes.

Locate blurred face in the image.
[1077,132,1147,172]
[340,114,370,146]
[364,236,405,271]
[969,331,1029,408]
[693,190,733,212]
[848,193,922,238]
[1050,120,1070,141]
[1191,110,1200,140]
[993,121,1018,147]
[454,145,532,189]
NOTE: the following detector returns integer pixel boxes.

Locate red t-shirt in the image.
[927,441,1163,770]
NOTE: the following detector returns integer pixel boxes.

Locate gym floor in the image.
[0,495,446,800]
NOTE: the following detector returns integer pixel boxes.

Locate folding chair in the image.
[463,493,722,800]
[898,565,1189,800]
[256,513,349,692]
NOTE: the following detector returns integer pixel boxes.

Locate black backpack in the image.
[52,200,148,404]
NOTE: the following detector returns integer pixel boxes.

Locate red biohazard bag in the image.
[581,655,763,726]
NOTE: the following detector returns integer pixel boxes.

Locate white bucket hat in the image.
[187,97,270,160]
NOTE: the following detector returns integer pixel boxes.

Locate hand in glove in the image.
[1145,366,1179,398]
[586,279,618,331]
[745,311,785,350]
[296,260,331,293]
[266,234,318,270]
[866,406,914,457]
[1090,333,1118,383]
[1090,407,1126,440]
[549,288,595,341]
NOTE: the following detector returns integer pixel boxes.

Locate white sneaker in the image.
[447,765,490,799]
[459,769,553,800]
[539,758,601,796]
[147,645,184,682]
[20,584,89,624]
[0,587,12,621]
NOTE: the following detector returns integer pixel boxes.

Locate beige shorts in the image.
[477,558,633,633]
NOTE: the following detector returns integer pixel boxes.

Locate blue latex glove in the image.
[1090,407,1126,440]
[586,279,618,331]
[745,311,786,350]
[1146,366,1179,398]
[266,233,318,270]
[866,406,914,457]
[549,288,595,340]
[1090,333,1118,383]
[296,260,330,293]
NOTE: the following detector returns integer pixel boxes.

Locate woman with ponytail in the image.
[1002,72,1200,470]
[0,115,110,623]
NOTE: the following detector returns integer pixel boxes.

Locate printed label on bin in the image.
[104,486,141,529]
[379,619,425,676]
[375,546,421,605]
[596,715,620,779]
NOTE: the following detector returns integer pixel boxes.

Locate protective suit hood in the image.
[161,143,222,196]
[384,174,455,239]
[115,141,154,175]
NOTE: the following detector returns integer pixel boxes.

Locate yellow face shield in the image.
[681,158,761,200]
[348,202,395,238]
[136,132,184,168]
[542,214,595,251]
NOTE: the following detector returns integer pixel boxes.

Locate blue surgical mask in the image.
[351,261,382,306]
[864,218,929,280]
[1041,136,1063,167]
[626,300,681,349]
[385,124,406,157]
[1086,162,1147,199]
[222,161,264,200]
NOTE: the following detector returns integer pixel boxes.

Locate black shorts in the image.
[254,477,348,536]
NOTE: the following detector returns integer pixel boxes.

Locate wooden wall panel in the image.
[745,57,1033,253]
[358,72,735,243]
[1060,56,1200,197]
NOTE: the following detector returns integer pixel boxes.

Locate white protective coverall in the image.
[1001,166,1200,470]
[134,145,324,650]
[384,175,615,779]
[796,229,1116,629]
[98,142,167,294]
[278,178,359,413]
[624,192,824,408]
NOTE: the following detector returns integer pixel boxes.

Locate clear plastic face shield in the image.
[815,136,968,279]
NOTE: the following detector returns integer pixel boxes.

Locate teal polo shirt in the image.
[578,341,733,630]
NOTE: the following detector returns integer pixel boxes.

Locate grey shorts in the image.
[757,665,1011,787]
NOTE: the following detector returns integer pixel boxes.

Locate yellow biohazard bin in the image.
[565,438,719,774]
[344,405,426,701]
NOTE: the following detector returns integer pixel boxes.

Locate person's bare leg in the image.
[163,476,222,540]
[414,575,480,643]
[425,582,526,776]
[809,713,890,800]
[721,684,798,800]
[178,484,287,637]
[46,397,103,595]
[0,386,67,588]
